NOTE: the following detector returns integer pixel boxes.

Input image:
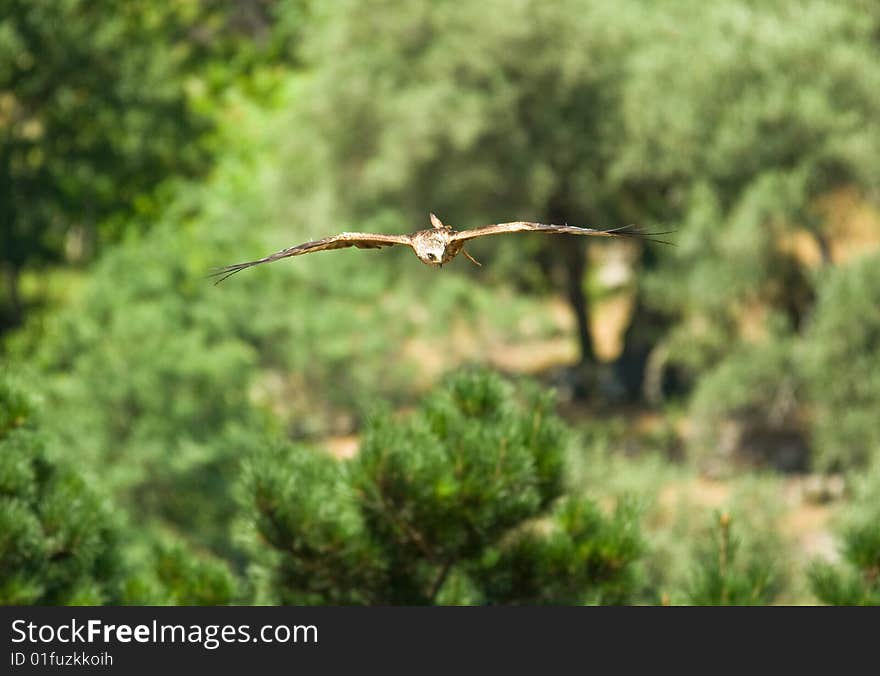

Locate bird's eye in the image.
[427,253,437,261]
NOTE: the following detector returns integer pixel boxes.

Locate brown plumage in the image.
[210,213,671,283]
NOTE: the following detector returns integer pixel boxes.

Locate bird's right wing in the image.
[210,232,413,283]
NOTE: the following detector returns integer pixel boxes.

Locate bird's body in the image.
[410,223,463,266]
[210,213,669,283]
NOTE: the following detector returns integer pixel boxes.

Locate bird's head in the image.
[413,228,455,267]
[416,242,447,267]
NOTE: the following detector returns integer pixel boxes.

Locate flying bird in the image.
[210,213,670,283]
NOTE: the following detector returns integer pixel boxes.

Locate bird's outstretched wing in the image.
[451,222,672,245]
[210,232,413,284]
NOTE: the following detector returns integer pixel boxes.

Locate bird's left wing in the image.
[452,222,671,244]
[210,232,413,283]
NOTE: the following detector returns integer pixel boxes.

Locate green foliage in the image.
[0,0,316,328]
[617,1,880,200]
[21,217,270,557]
[810,468,880,605]
[472,497,643,605]
[635,0,880,389]
[0,374,239,606]
[0,376,125,604]
[569,440,796,605]
[120,534,240,606]
[354,372,566,574]
[681,249,880,474]
[688,334,807,473]
[802,253,880,470]
[685,512,783,606]
[299,0,635,220]
[186,0,313,78]
[242,371,643,604]
[240,440,384,605]
[0,1,209,296]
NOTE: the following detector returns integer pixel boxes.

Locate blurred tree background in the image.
[1,0,879,605]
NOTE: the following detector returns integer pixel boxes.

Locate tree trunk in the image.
[547,197,596,368]
[613,294,671,401]
[612,243,675,403]
[559,238,594,366]
[542,191,602,401]
[815,230,833,266]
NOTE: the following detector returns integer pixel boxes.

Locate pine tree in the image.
[0,376,125,604]
[684,512,783,606]
[241,370,644,605]
[0,374,241,605]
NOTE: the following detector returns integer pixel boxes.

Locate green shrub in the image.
[803,253,880,470]
[810,467,880,605]
[0,377,125,604]
[241,370,644,605]
[0,374,243,605]
[120,534,240,606]
[684,511,783,605]
[471,497,643,605]
[687,335,808,474]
